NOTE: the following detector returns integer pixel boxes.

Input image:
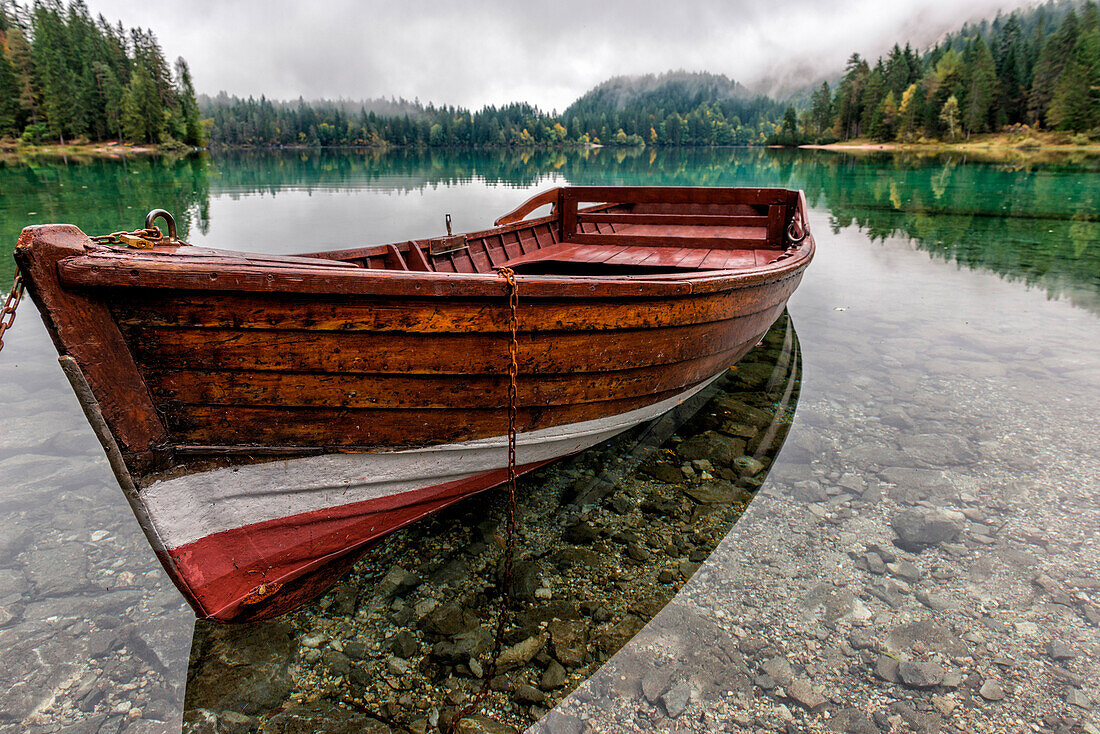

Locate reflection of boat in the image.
[14,185,813,622]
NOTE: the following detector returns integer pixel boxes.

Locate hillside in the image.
[563,71,782,146]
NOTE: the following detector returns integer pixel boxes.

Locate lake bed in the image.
[1,147,1097,733]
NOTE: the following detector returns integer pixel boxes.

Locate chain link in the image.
[90,227,165,249]
[0,268,25,354]
[447,267,520,734]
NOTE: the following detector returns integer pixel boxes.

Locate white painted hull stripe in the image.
[142,375,722,549]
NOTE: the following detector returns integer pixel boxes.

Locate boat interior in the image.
[302,186,805,277]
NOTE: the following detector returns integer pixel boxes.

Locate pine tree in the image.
[994,14,1026,124]
[808,81,832,137]
[964,37,998,134]
[834,53,870,139]
[32,0,80,142]
[174,57,203,145]
[0,43,20,135]
[5,20,37,126]
[1048,22,1100,131]
[1029,9,1080,126]
[92,61,122,138]
[121,62,165,142]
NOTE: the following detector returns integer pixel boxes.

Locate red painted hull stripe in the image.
[166,459,550,620]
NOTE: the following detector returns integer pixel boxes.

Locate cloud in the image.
[90,0,1033,110]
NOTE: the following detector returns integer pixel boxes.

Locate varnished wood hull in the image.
[14,186,814,621]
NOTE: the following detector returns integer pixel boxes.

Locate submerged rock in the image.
[185,621,296,716]
[891,510,963,551]
[677,431,745,466]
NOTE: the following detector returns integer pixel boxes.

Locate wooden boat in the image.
[14,186,814,622]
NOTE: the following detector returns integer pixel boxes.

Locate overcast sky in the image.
[90,0,1034,111]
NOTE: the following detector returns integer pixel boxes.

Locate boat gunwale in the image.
[53,236,813,299]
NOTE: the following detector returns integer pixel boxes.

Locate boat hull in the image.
[149,377,721,620]
[14,186,814,621]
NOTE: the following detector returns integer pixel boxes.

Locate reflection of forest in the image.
[2,148,1097,310]
[0,154,211,281]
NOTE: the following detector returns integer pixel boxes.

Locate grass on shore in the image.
[804,129,1100,160]
[0,139,190,161]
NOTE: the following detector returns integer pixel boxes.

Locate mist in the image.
[89,0,1037,110]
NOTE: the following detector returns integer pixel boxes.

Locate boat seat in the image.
[497,242,777,274]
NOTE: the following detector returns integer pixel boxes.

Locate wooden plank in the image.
[493,187,560,226]
[494,243,581,268]
[502,232,523,260]
[568,245,628,264]
[111,280,796,335]
[565,232,768,250]
[148,345,748,411]
[702,250,758,270]
[633,247,700,268]
[384,245,409,271]
[605,247,660,267]
[167,388,702,448]
[124,315,773,377]
[562,186,789,207]
[676,249,712,269]
[577,213,769,227]
[13,226,169,472]
[767,205,785,245]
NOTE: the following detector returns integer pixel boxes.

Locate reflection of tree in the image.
[794,151,1100,312]
[0,153,210,281]
[3,148,1097,312]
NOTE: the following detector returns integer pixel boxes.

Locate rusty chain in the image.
[0,268,25,354]
[91,209,182,249]
[90,226,166,249]
[447,267,520,734]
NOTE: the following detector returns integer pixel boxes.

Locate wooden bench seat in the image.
[497,242,780,273]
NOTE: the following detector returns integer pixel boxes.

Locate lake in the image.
[1,147,1097,734]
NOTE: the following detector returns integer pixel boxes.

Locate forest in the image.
[2,0,1099,150]
[778,0,1100,144]
[0,0,202,146]
[199,71,785,149]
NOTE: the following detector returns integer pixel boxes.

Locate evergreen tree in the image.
[834,53,870,139]
[175,57,203,145]
[964,37,998,134]
[994,14,1027,124]
[32,0,80,141]
[121,62,165,142]
[1029,9,1080,125]
[1048,14,1100,130]
[808,81,833,136]
[0,50,20,135]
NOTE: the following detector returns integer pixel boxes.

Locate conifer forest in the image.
[1,0,1099,150]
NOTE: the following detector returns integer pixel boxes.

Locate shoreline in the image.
[6,137,1100,161]
[0,141,178,160]
[802,133,1100,157]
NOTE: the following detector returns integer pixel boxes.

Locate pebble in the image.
[898,660,944,688]
[539,660,567,690]
[890,510,963,551]
[874,655,900,683]
[786,679,826,710]
[496,634,546,672]
[978,679,1006,701]
[660,680,692,718]
[762,656,794,686]
[300,634,325,649]
[514,684,545,705]
[1045,640,1075,661]
[1066,688,1092,709]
